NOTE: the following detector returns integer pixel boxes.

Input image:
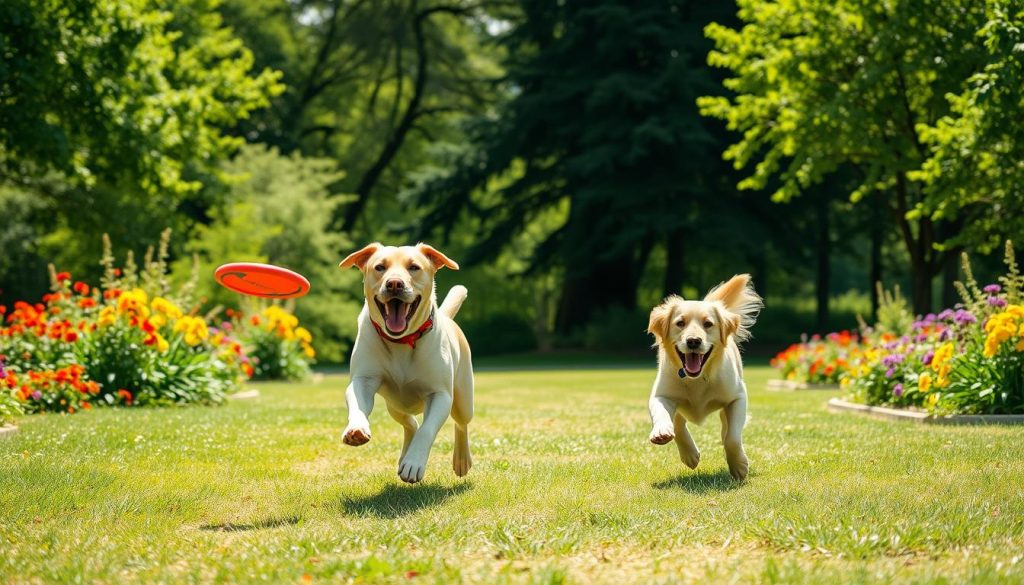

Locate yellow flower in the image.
[98,306,117,327]
[295,327,313,344]
[156,334,169,353]
[931,342,954,371]
[117,288,150,318]
[926,393,939,409]
[918,373,932,393]
[151,297,183,320]
[302,342,316,359]
[173,316,209,346]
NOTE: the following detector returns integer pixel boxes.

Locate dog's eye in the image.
[704,320,713,329]
[676,320,685,328]
[374,264,386,272]
[409,264,421,272]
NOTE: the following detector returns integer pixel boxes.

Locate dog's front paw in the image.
[398,455,427,484]
[342,425,371,446]
[726,449,749,481]
[649,425,675,445]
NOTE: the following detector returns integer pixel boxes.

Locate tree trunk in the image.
[815,195,831,332]
[909,260,933,316]
[554,249,638,334]
[869,197,883,321]
[662,228,684,298]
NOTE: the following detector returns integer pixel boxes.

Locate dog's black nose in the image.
[686,337,702,349]
[385,279,404,292]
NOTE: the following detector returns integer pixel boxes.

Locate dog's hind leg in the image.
[451,369,474,477]
[673,413,701,469]
[387,403,419,463]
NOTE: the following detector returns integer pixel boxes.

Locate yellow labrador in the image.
[339,243,474,484]
[646,274,762,480]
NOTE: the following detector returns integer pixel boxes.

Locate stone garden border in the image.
[0,424,18,437]
[766,379,841,391]
[827,397,1024,425]
[229,389,261,400]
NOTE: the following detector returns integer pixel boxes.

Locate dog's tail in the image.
[439,285,468,320]
[704,274,763,343]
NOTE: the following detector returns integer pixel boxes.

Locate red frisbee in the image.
[215,263,310,299]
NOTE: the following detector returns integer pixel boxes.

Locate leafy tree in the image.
[414,1,739,333]
[913,4,1024,253]
[174,144,362,362]
[220,0,504,232]
[699,0,1006,313]
[0,0,281,196]
[0,0,282,302]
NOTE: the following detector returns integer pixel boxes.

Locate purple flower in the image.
[885,368,895,378]
[937,309,955,321]
[31,391,42,400]
[984,284,1001,294]
[915,333,929,343]
[922,350,934,366]
[883,341,899,350]
[893,383,904,397]
[939,329,952,341]
[988,297,1008,308]
[882,353,906,367]
[954,309,976,325]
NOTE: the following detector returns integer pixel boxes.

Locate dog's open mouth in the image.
[375,295,421,334]
[676,346,712,378]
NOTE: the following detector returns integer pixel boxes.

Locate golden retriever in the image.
[646,274,762,480]
[339,243,474,483]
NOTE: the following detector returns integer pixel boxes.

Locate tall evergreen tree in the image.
[415,1,738,333]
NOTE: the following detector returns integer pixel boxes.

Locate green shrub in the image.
[461,314,537,356]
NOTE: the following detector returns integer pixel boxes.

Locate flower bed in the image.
[0,233,315,419]
[840,243,1023,416]
[770,330,862,386]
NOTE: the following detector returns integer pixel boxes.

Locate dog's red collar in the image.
[371,309,435,349]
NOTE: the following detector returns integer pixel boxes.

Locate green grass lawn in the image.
[2,365,1023,584]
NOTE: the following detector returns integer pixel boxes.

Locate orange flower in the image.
[78,298,97,309]
[117,389,133,405]
[55,272,71,282]
[73,282,90,295]
[250,316,261,326]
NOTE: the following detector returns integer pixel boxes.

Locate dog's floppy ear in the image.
[647,300,674,343]
[717,306,741,344]
[416,243,459,271]
[339,243,381,270]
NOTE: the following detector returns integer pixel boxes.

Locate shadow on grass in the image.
[199,516,300,532]
[341,482,472,518]
[652,470,745,493]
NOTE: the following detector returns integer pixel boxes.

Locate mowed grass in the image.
[1,365,1023,584]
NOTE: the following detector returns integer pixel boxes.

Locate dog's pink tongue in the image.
[684,352,703,375]
[385,301,408,333]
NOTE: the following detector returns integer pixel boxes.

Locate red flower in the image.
[78,298,97,309]
[117,389,133,405]
[113,268,122,277]
[64,331,79,343]
[56,272,71,282]
[250,316,261,326]
[73,282,90,295]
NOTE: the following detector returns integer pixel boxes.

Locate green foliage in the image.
[0,0,282,196]
[874,283,914,335]
[912,5,1024,251]
[699,0,1021,311]
[416,1,741,331]
[173,144,361,363]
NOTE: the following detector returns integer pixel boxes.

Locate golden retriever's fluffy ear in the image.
[647,298,675,344]
[718,307,742,344]
[416,243,459,271]
[339,243,381,270]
